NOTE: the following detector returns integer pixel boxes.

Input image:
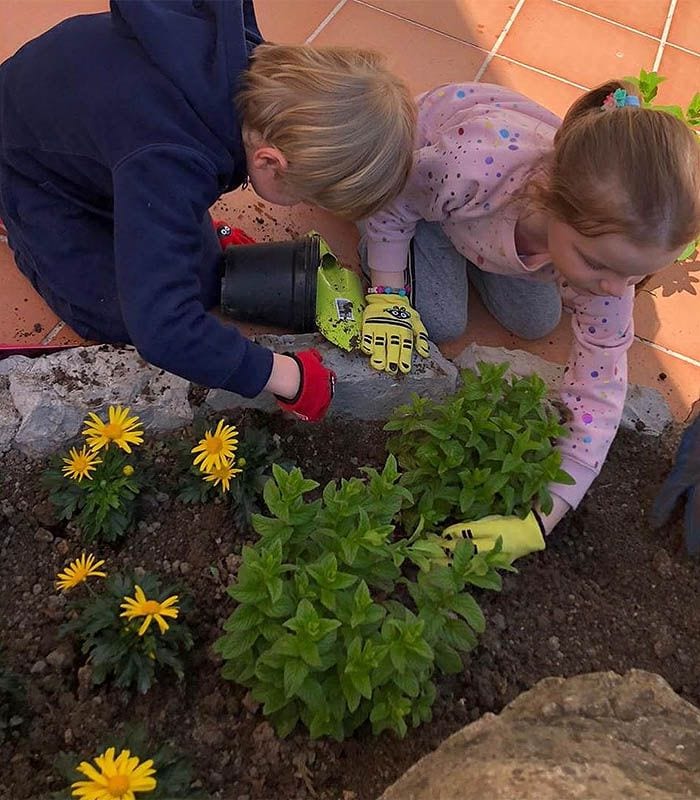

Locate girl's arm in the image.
[548,284,636,515]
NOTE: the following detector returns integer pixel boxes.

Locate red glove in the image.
[212,219,256,250]
[276,349,335,422]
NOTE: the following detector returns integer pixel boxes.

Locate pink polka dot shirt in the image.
[366,83,635,508]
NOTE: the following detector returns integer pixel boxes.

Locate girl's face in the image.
[547,218,682,297]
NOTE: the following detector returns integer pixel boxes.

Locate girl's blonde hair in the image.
[236,44,416,220]
[528,79,700,250]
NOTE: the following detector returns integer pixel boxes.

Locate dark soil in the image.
[1,411,698,800]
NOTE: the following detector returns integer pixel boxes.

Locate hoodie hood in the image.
[110,0,262,153]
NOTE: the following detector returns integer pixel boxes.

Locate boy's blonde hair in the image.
[236,44,416,220]
[527,79,700,251]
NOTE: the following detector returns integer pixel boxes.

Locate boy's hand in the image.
[360,294,430,374]
[275,349,335,422]
[442,511,546,562]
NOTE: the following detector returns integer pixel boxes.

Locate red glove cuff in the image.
[212,219,256,250]
[276,349,335,423]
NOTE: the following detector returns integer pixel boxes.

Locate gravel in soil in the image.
[0,411,697,800]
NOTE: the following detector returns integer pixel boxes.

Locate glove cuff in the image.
[275,349,335,422]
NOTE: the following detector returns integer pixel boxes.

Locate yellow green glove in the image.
[442,511,546,562]
[360,294,430,374]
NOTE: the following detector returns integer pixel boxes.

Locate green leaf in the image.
[284,659,309,697]
[449,593,485,633]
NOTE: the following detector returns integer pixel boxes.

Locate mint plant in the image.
[385,363,573,530]
[215,457,511,740]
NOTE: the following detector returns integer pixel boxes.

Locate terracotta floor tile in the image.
[634,259,700,361]
[500,0,658,88]
[628,340,699,421]
[0,0,107,63]
[667,0,700,54]
[359,0,516,50]
[254,0,341,43]
[561,0,670,38]
[656,46,700,107]
[212,186,360,270]
[0,242,63,344]
[312,0,485,93]
[481,57,583,117]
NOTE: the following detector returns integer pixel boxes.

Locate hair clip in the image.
[602,88,641,110]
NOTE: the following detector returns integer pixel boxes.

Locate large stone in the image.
[0,375,21,454]
[206,333,459,420]
[0,356,31,454]
[455,343,672,435]
[380,670,700,800]
[7,346,192,457]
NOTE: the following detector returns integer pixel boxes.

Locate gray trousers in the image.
[360,221,561,343]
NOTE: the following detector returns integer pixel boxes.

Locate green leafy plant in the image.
[215,456,511,740]
[177,423,292,527]
[0,650,26,744]
[385,363,573,531]
[60,571,193,693]
[625,68,700,261]
[53,723,206,799]
[44,447,140,543]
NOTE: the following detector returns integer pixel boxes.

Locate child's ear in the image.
[251,145,288,176]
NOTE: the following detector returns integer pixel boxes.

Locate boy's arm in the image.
[112,144,273,396]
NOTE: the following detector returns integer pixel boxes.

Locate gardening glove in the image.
[651,415,700,555]
[360,294,430,375]
[212,219,256,250]
[276,349,336,423]
[442,511,546,562]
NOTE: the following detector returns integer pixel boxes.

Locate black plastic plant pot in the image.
[220,235,319,332]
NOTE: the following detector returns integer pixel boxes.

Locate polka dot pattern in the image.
[364,81,634,509]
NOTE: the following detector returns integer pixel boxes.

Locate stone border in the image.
[0,335,671,458]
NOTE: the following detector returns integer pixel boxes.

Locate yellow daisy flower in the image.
[82,405,144,453]
[202,459,243,492]
[191,419,238,472]
[62,446,102,482]
[120,586,179,636]
[71,746,156,800]
[56,553,107,592]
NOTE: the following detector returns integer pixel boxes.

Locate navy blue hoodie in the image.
[0,0,273,397]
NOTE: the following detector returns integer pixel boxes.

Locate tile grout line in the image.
[653,0,678,71]
[666,41,700,59]
[41,321,65,345]
[473,0,527,82]
[494,54,589,90]
[353,0,490,50]
[552,0,661,42]
[634,335,700,369]
[304,0,349,43]
[335,0,590,91]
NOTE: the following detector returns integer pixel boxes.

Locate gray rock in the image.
[6,345,192,457]
[455,343,672,435]
[622,383,674,435]
[46,643,75,671]
[33,528,54,543]
[0,375,21,454]
[380,670,700,800]
[207,333,458,420]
